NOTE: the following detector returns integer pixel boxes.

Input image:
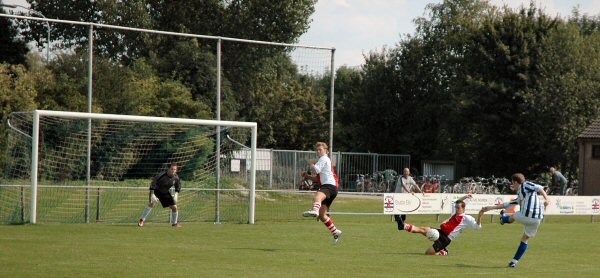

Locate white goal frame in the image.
[28,110,258,224]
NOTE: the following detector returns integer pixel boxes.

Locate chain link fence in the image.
[223,149,410,192]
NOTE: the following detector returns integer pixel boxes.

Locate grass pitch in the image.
[0,215,598,277]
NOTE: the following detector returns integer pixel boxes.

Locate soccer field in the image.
[0,215,598,277]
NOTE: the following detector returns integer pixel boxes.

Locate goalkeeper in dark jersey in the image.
[138,163,182,227]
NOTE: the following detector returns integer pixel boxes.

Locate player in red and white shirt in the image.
[398,194,484,255]
[302,142,342,245]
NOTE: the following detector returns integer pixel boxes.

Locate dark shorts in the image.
[432,228,452,252]
[154,191,175,208]
[319,184,338,207]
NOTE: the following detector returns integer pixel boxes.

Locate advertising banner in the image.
[383,193,600,216]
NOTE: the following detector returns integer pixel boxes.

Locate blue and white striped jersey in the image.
[503,181,545,219]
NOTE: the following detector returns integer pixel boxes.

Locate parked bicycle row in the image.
[299,169,579,195]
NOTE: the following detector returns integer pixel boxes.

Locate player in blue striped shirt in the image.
[481,173,550,268]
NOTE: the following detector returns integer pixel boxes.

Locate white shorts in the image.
[513,211,542,237]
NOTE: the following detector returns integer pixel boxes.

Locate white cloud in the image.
[300,0,425,67]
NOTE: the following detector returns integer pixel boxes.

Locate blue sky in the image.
[298,0,600,67]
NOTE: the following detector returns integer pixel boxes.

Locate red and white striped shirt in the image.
[439,213,481,241]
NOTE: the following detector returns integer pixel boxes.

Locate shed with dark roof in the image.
[577,118,600,195]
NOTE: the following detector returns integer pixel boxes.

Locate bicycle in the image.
[565,180,579,196]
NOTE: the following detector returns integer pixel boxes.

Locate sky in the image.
[298,0,600,67]
[3,0,600,68]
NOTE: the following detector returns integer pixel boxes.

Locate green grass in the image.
[1,215,599,277]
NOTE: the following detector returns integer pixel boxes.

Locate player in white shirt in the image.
[302,142,342,244]
[398,194,485,255]
[481,173,550,268]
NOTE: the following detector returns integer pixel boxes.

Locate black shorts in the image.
[432,228,452,252]
[154,191,175,208]
[318,184,338,207]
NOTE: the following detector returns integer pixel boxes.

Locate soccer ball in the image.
[426,229,440,241]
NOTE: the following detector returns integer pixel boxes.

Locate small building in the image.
[577,118,600,195]
[422,160,456,181]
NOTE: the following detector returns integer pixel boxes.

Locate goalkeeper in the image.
[138,163,182,227]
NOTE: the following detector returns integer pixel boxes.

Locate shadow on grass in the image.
[227,247,281,252]
[382,252,424,255]
[454,263,506,269]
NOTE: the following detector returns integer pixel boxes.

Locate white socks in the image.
[141,206,152,220]
[170,211,179,225]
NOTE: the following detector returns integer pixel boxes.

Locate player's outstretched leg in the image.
[394,214,405,230]
[508,241,528,268]
[333,229,342,245]
[303,201,320,217]
[138,205,153,227]
[438,248,449,256]
[323,217,342,245]
[499,210,511,225]
[170,206,181,227]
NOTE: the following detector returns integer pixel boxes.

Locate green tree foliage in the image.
[335,0,600,177]
[454,4,560,175]
[0,63,38,175]
[242,55,327,149]
[2,0,323,179]
[0,2,29,65]
[29,0,154,63]
[533,17,600,173]
[330,66,364,151]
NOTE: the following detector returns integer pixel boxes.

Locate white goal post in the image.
[24,110,257,224]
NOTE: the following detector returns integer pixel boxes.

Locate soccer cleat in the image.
[303,210,318,217]
[138,219,144,227]
[394,215,404,230]
[332,229,342,245]
[499,210,505,225]
[508,262,516,268]
[172,222,182,228]
[438,248,449,256]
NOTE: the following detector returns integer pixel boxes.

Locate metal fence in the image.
[223,149,410,192]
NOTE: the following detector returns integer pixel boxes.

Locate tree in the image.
[0,63,38,175]
[30,0,154,64]
[532,16,600,174]
[335,0,600,177]
[330,66,364,152]
[0,2,29,65]
[241,54,327,149]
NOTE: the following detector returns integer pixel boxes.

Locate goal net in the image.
[0,110,256,224]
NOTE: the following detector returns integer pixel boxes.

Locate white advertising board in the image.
[383,193,600,216]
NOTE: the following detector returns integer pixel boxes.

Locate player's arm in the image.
[306,175,320,183]
[149,177,158,197]
[301,170,319,182]
[538,186,550,208]
[401,179,412,193]
[476,209,484,226]
[457,193,473,202]
[481,204,504,212]
[412,179,423,194]
[482,198,518,212]
[173,178,181,203]
[174,178,181,193]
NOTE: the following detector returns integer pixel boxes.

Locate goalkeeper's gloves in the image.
[150,190,159,204]
[174,192,179,203]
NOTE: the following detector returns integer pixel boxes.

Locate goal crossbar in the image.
[27,110,258,224]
